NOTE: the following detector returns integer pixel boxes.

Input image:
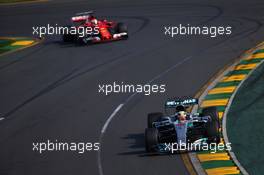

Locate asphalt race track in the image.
[0,0,264,175]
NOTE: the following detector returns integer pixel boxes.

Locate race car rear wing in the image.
[75,11,94,16]
[165,98,198,108]
[71,16,89,22]
[72,11,94,22]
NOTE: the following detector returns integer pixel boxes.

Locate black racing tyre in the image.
[62,25,74,42]
[75,34,91,45]
[76,36,86,45]
[145,128,159,152]
[147,112,163,128]
[116,22,128,33]
[116,22,128,39]
[202,107,221,143]
[62,34,72,42]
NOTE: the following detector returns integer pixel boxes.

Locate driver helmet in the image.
[178,111,187,121]
[91,18,98,25]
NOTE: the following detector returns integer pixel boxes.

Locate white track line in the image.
[101,104,124,134]
[98,104,123,175]
[97,55,193,175]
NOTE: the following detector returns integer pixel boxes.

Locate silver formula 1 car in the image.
[145,97,221,153]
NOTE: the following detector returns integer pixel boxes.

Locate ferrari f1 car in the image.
[145,97,221,153]
[62,11,128,44]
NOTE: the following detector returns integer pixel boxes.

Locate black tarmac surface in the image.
[0,0,264,174]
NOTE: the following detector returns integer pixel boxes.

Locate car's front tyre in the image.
[62,25,74,42]
[145,128,159,152]
[202,107,221,144]
[116,22,128,39]
[147,112,163,128]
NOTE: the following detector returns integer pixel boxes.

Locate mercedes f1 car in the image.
[62,11,128,44]
[145,97,221,153]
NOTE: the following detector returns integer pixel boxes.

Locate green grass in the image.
[227,62,264,175]
[0,39,14,54]
[0,0,37,4]
[0,39,19,55]
[0,40,13,47]
[0,37,36,56]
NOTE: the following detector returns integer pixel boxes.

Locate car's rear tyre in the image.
[202,107,221,143]
[116,22,128,39]
[147,112,163,128]
[145,128,159,152]
[62,34,72,42]
[62,26,74,42]
[75,35,89,45]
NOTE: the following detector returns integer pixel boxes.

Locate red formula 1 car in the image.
[62,11,128,44]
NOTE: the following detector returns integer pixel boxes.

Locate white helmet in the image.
[91,18,98,25]
[178,111,187,117]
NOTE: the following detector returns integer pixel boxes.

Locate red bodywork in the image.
[71,15,120,42]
